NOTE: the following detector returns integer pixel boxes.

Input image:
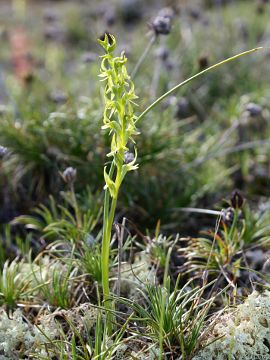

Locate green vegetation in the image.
[0,0,270,359]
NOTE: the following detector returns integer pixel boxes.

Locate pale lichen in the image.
[193,291,270,360]
[0,308,57,359]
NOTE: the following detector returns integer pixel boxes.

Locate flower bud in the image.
[231,190,244,209]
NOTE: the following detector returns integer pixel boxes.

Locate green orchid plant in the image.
[98,33,261,332]
[98,34,139,332]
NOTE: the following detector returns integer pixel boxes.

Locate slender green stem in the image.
[101,162,115,334]
[136,47,262,124]
[159,246,173,360]
[101,160,123,334]
[131,35,156,79]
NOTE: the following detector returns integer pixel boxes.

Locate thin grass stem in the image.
[131,35,156,79]
[136,47,262,124]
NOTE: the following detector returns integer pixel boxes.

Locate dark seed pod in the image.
[198,55,209,71]
[124,151,135,164]
[61,167,77,184]
[230,190,244,209]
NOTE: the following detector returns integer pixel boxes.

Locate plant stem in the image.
[101,162,115,334]
[159,246,173,360]
[131,35,156,79]
[136,47,262,124]
[101,161,123,335]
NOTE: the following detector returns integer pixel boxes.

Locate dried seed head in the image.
[245,102,262,117]
[152,14,172,36]
[230,190,244,209]
[61,167,77,184]
[124,151,135,164]
[222,207,235,225]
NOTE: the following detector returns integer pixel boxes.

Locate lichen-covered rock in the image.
[0,308,57,359]
[118,252,156,298]
[193,291,270,360]
[112,342,160,360]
